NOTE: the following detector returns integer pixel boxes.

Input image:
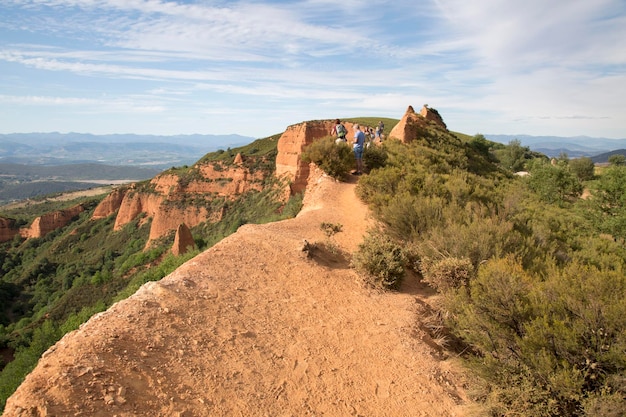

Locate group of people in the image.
[331,119,384,176]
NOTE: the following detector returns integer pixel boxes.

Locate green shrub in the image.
[446,256,626,416]
[608,154,625,166]
[493,139,532,172]
[569,157,595,181]
[468,134,493,158]
[320,222,342,237]
[363,144,388,171]
[378,193,444,240]
[582,389,626,417]
[447,257,535,359]
[302,137,354,180]
[351,230,407,290]
[355,165,406,210]
[585,164,626,240]
[526,159,583,205]
[420,256,473,292]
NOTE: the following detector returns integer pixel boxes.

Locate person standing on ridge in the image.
[375,121,384,141]
[331,119,347,143]
[366,127,375,147]
[352,124,365,175]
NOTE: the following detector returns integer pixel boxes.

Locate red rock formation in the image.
[389,105,447,143]
[171,223,196,256]
[149,206,212,243]
[113,160,266,244]
[276,120,356,194]
[0,216,19,243]
[91,187,127,220]
[113,188,155,232]
[194,164,263,196]
[420,104,447,129]
[20,204,86,239]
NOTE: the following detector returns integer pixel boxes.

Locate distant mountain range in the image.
[485,134,626,159]
[0,132,255,203]
[0,132,255,168]
[3,132,624,165]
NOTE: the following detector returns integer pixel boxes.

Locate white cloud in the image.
[433,0,626,70]
[0,0,624,138]
[0,94,97,105]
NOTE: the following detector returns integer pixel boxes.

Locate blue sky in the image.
[1,0,625,139]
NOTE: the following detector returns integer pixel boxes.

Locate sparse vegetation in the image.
[318,222,343,255]
[320,222,342,238]
[351,229,407,290]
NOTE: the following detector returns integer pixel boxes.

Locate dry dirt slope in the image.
[4,169,479,417]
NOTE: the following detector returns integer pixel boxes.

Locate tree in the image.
[527,159,583,205]
[608,154,626,166]
[496,139,530,172]
[469,134,492,158]
[569,157,595,181]
[588,164,626,240]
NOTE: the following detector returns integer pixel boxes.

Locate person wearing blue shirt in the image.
[352,124,365,175]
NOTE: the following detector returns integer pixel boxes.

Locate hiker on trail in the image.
[366,127,375,148]
[375,121,384,141]
[352,124,365,175]
[331,119,347,143]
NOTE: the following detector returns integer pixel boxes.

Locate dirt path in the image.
[4,168,479,416]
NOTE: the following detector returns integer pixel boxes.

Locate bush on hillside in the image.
[468,134,493,158]
[526,159,583,205]
[608,154,625,166]
[363,144,388,171]
[353,130,626,414]
[569,156,595,181]
[302,137,355,180]
[493,139,532,172]
[351,230,407,290]
[420,256,473,292]
[584,164,626,241]
[445,255,626,416]
[378,193,445,240]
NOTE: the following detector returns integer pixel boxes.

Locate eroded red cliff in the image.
[275,120,356,194]
[91,188,126,220]
[19,204,86,239]
[98,159,267,245]
[13,106,445,247]
[0,216,19,243]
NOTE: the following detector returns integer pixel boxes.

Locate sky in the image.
[0,0,625,140]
